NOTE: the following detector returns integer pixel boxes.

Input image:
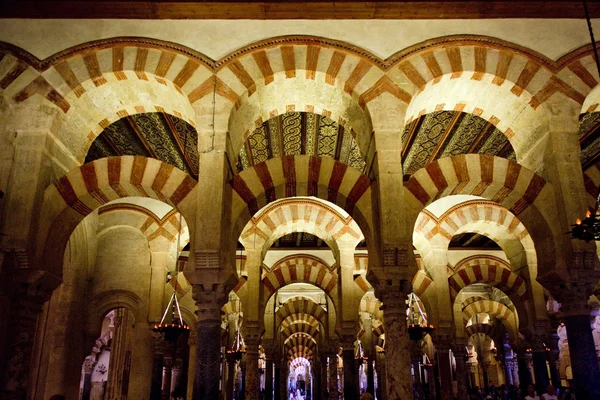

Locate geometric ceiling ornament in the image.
[579,111,600,171]
[402,111,516,176]
[85,112,199,179]
[237,111,366,174]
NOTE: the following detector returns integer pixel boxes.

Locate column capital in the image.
[193,281,233,322]
[433,328,454,353]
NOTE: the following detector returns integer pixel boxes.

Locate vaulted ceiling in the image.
[402,111,516,176]
[85,112,199,179]
[237,112,366,174]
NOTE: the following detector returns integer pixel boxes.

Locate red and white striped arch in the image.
[262,254,337,297]
[465,323,499,340]
[462,300,515,332]
[239,197,363,252]
[280,314,321,331]
[276,296,327,326]
[281,323,319,341]
[449,256,527,302]
[36,156,196,276]
[285,335,317,361]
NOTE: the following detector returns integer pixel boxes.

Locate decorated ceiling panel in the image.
[402,111,516,175]
[85,112,199,179]
[237,112,366,173]
[580,112,600,171]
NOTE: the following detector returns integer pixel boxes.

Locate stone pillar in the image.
[273,359,281,400]
[516,347,531,399]
[342,342,358,400]
[312,360,321,400]
[192,284,229,400]
[375,351,386,400]
[0,284,49,400]
[452,342,469,400]
[244,335,261,400]
[225,355,237,400]
[279,360,288,400]
[562,299,600,399]
[240,360,246,400]
[369,277,413,400]
[81,358,94,400]
[151,336,165,400]
[162,356,174,400]
[532,337,550,396]
[436,347,453,400]
[264,354,273,400]
[328,354,339,400]
[547,336,562,391]
[187,330,197,400]
[366,358,375,396]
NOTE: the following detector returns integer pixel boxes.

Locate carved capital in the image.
[242,320,262,349]
[433,328,454,352]
[193,283,231,322]
[383,246,408,267]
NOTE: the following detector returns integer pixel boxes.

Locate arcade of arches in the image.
[5,10,600,400]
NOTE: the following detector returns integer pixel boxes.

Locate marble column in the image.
[162,356,174,400]
[312,360,321,400]
[225,355,237,400]
[0,287,47,400]
[273,359,281,400]
[151,336,165,400]
[192,285,228,400]
[375,351,386,400]
[380,288,413,400]
[532,343,550,396]
[320,355,328,400]
[452,343,469,400]
[516,348,531,399]
[81,358,94,400]
[328,354,339,400]
[244,340,260,400]
[265,357,274,400]
[547,336,562,391]
[342,346,358,400]
[366,358,375,395]
[437,348,453,400]
[564,311,600,399]
[279,360,288,400]
[187,330,198,400]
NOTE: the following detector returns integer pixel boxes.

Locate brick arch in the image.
[281,322,320,341]
[449,256,527,302]
[284,332,318,349]
[231,156,375,254]
[285,335,317,361]
[36,156,197,279]
[555,44,600,114]
[465,323,500,340]
[462,299,517,338]
[262,255,337,296]
[0,39,217,163]
[276,296,327,327]
[215,37,387,161]
[287,346,314,362]
[280,314,321,331]
[240,197,363,254]
[98,204,189,252]
[404,154,556,272]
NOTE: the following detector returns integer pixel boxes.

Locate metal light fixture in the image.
[407,293,434,341]
[571,1,600,241]
[152,211,189,342]
[227,323,246,360]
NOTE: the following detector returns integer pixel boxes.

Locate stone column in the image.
[516,347,531,399]
[452,342,469,400]
[81,358,94,400]
[151,335,165,400]
[273,359,281,400]
[562,297,600,399]
[547,336,562,390]
[162,356,173,400]
[328,354,339,400]
[192,284,229,400]
[244,338,260,400]
[532,336,550,396]
[436,347,453,400]
[366,358,375,396]
[342,341,358,400]
[187,330,198,400]
[265,356,274,400]
[375,351,386,400]
[225,354,237,400]
[279,359,288,400]
[312,360,321,400]
[0,283,50,400]
[369,276,413,400]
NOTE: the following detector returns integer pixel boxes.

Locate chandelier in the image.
[226,323,246,360]
[571,1,600,241]
[152,291,190,342]
[407,293,434,341]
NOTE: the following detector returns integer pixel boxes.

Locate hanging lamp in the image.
[407,292,434,341]
[570,0,600,241]
[152,211,190,342]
